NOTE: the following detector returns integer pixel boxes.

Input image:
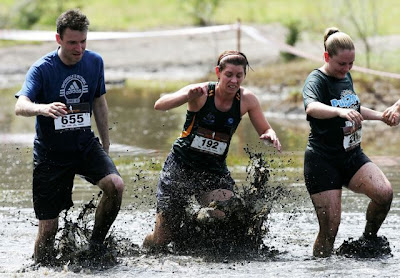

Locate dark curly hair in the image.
[56,9,90,39]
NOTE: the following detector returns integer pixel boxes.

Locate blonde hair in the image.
[323,27,354,56]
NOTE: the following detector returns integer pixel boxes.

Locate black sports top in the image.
[172,82,242,173]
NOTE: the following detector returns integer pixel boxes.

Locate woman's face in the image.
[325,48,355,79]
[216,63,245,94]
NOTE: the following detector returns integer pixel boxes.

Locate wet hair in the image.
[323,27,355,57]
[56,9,90,39]
[217,50,251,75]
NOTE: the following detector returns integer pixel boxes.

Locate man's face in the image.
[56,28,87,66]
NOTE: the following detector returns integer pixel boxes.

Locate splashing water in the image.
[166,148,293,260]
[20,148,294,273]
[21,192,142,273]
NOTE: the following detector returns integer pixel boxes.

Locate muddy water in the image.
[1,86,400,277]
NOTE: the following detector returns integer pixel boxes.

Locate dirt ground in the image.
[0,23,306,88]
[1,23,400,110]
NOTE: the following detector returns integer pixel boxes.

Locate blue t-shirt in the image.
[15,49,106,154]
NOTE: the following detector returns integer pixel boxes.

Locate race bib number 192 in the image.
[190,135,227,155]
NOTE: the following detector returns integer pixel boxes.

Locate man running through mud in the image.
[14,9,124,265]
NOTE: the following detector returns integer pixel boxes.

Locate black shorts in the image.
[304,148,371,195]
[32,138,120,220]
[156,152,235,214]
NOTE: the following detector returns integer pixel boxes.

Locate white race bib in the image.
[343,121,362,151]
[190,135,227,155]
[54,103,91,132]
[54,113,90,131]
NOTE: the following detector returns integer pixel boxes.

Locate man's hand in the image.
[40,102,68,119]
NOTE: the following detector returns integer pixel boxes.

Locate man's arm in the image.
[15,95,67,118]
[93,95,110,153]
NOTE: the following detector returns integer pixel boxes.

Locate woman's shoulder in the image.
[307,69,327,80]
[240,87,256,100]
[241,87,260,108]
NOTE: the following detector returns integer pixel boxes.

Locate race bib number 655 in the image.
[54,103,91,132]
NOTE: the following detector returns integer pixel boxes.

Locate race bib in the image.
[54,103,91,132]
[190,135,228,155]
[342,121,362,151]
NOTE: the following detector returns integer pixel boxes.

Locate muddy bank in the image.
[0,24,288,88]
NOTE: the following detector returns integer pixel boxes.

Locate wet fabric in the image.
[304,148,371,195]
[15,48,106,153]
[156,152,235,214]
[33,137,120,220]
[303,69,361,157]
[172,82,241,173]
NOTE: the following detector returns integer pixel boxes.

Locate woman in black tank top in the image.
[143,50,282,249]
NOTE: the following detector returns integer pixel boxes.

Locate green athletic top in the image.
[303,69,362,157]
[172,82,242,173]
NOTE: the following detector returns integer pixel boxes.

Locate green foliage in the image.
[286,89,303,104]
[10,0,43,29]
[281,20,301,62]
[1,0,399,36]
[179,0,221,26]
[6,0,82,30]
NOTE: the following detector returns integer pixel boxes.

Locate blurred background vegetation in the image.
[0,0,398,34]
[0,0,399,89]
[1,0,399,71]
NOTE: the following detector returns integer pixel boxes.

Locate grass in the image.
[2,0,400,71]
[1,0,400,35]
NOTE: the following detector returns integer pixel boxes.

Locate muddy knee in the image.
[374,186,393,208]
[100,174,124,197]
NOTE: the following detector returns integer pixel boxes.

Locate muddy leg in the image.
[34,218,58,264]
[91,174,124,245]
[311,189,342,257]
[348,163,393,238]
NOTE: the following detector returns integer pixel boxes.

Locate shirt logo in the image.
[202,113,215,125]
[225,117,235,127]
[59,74,88,104]
[330,89,360,109]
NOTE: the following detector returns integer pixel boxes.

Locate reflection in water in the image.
[1,85,400,276]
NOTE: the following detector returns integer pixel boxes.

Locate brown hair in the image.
[217,50,250,75]
[56,9,90,39]
[323,27,354,57]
